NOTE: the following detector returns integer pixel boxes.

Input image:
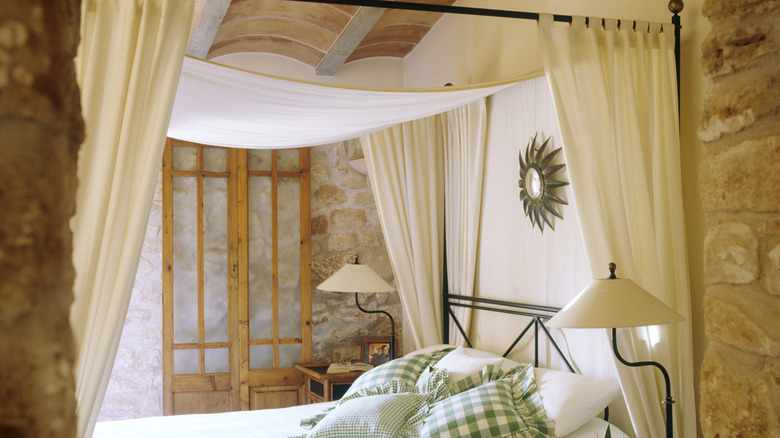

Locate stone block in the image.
[699,77,779,142]
[702,0,780,21]
[704,222,759,284]
[358,232,381,247]
[353,190,376,205]
[699,136,780,212]
[769,243,780,295]
[340,175,368,190]
[328,233,357,251]
[310,162,329,185]
[311,214,328,236]
[700,344,778,437]
[702,24,777,77]
[704,286,780,356]
[314,184,347,206]
[330,208,368,230]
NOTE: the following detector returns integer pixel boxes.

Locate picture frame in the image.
[361,338,392,365]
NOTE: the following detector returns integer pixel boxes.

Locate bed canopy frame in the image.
[294,0,684,104]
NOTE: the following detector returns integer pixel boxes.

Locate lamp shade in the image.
[546,277,684,329]
[316,263,395,293]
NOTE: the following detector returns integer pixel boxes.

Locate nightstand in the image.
[295,363,366,404]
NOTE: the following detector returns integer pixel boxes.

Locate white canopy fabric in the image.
[167,57,517,149]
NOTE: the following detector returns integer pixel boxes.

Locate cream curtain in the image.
[70,1,192,436]
[361,100,488,349]
[442,100,489,345]
[361,115,445,348]
[539,15,695,438]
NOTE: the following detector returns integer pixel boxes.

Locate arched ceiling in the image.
[188,0,455,76]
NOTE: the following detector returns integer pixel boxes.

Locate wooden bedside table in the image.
[295,363,367,404]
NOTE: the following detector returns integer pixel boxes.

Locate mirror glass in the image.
[525,168,543,200]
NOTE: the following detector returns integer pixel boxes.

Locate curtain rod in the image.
[290,0,684,27]
[292,0,684,114]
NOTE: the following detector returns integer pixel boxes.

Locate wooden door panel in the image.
[249,386,301,410]
[173,391,232,415]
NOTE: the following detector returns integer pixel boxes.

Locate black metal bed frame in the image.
[442,293,574,373]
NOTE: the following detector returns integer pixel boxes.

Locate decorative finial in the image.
[668,0,684,14]
[608,262,617,279]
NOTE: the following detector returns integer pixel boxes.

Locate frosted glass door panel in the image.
[247,177,273,340]
[203,177,229,343]
[279,344,301,369]
[172,177,198,344]
[174,349,199,375]
[250,345,273,370]
[278,178,301,340]
[203,147,227,172]
[277,149,299,172]
[248,149,272,172]
[172,146,197,171]
[204,348,230,374]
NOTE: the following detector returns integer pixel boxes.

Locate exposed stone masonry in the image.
[310,140,403,363]
[698,0,780,436]
[0,0,82,436]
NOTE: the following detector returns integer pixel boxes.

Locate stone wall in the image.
[97,175,164,421]
[99,140,400,420]
[698,0,780,436]
[310,140,403,363]
[0,0,82,436]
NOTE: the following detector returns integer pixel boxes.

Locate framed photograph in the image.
[362,338,392,365]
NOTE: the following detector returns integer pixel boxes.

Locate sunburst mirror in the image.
[518,134,569,232]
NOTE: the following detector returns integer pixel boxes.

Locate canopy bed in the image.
[72,0,694,437]
[94,300,627,437]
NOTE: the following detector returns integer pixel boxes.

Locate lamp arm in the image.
[611,328,674,438]
[355,293,396,360]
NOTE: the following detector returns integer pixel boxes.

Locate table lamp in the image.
[546,263,684,438]
[317,259,397,360]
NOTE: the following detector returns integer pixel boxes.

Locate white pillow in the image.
[434,347,505,390]
[533,368,620,437]
[404,344,455,357]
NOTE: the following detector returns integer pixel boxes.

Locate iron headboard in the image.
[442,293,575,373]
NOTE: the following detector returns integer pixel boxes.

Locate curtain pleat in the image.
[442,100,489,345]
[70,1,192,436]
[361,116,446,348]
[539,14,695,438]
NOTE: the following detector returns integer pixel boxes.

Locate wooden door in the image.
[162,139,311,415]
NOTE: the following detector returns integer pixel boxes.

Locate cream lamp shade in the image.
[316,263,395,293]
[546,268,684,329]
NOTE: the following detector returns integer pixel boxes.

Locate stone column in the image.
[0,0,82,437]
[698,0,780,436]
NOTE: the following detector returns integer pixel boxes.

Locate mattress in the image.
[93,401,628,438]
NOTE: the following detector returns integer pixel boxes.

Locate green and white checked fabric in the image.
[449,363,503,395]
[414,366,452,404]
[420,379,531,438]
[306,393,430,438]
[500,364,555,437]
[340,348,453,401]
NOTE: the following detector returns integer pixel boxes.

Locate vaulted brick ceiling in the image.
[189,0,455,76]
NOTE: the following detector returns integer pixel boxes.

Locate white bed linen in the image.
[93,401,628,438]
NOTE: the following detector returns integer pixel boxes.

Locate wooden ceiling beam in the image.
[187,0,232,59]
[315,6,386,76]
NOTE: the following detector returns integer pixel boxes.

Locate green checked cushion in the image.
[500,364,555,437]
[306,393,430,438]
[420,364,554,438]
[449,363,503,395]
[341,348,453,401]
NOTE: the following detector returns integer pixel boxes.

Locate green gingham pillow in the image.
[501,364,555,437]
[340,348,453,401]
[420,363,554,438]
[307,393,430,438]
[449,363,503,395]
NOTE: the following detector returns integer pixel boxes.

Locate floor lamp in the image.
[546,263,684,438]
[317,259,397,360]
